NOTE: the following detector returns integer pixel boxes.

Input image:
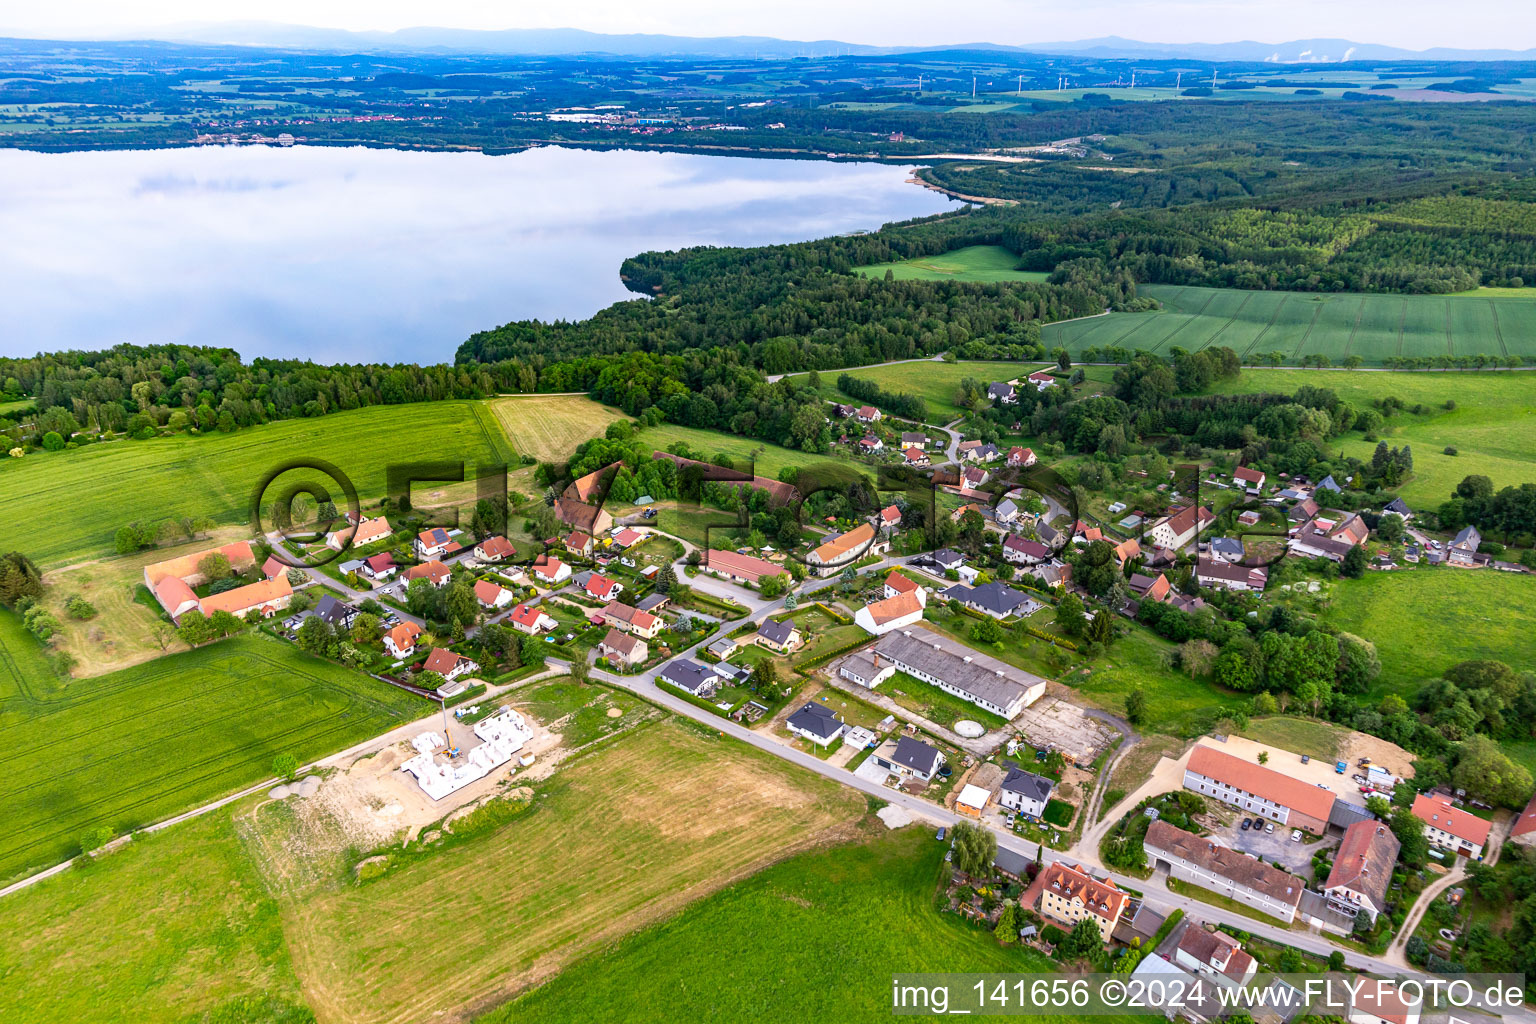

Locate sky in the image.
[3,0,1535,53]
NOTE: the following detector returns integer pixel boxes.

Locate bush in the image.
[65,594,97,620]
[1444,446,1458,456]
[271,753,299,781]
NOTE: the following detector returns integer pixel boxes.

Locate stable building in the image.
[1183,744,1335,834]
[1144,820,1306,924]
[866,625,1045,719]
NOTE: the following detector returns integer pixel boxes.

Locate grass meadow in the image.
[784,359,1052,421]
[636,421,874,482]
[854,244,1052,284]
[0,400,514,568]
[486,393,627,463]
[0,613,424,882]
[1212,368,1536,507]
[1042,285,1536,366]
[484,824,1141,1024]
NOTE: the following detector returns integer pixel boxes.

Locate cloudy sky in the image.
[4,0,1534,52]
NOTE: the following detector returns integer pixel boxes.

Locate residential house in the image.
[1143,820,1306,923]
[950,503,981,524]
[1173,926,1258,987]
[870,736,943,782]
[1511,792,1536,848]
[931,549,966,572]
[422,647,478,682]
[474,535,516,562]
[976,443,1002,463]
[755,618,801,653]
[1007,446,1037,468]
[583,573,623,601]
[1072,521,1103,544]
[1448,525,1483,566]
[855,405,881,423]
[1111,537,1142,566]
[636,593,670,614]
[1023,559,1071,589]
[1148,505,1215,551]
[939,581,1040,619]
[987,381,1017,405]
[508,603,557,635]
[1183,744,1335,833]
[833,403,855,419]
[474,579,516,610]
[1288,513,1370,562]
[1316,475,1343,493]
[998,767,1055,817]
[703,549,787,587]
[1127,572,1172,604]
[1286,497,1320,527]
[1036,862,1127,941]
[902,446,931,467]
[867,625,1046,718]
[1411,793,1490,858]
[610,527,644,549]
[878,504,903,532]
[963,466,990,488]
[900,431,929,450]
[330,515,392,552]
[956,439,983,461]
[403,560,452,589]
[1195,558,1268,592]
[993,498,1020,525]
[1003,535,1051,564]
[855,589,926,635]
[414,528,455,560]
[1209,537,1244,562]
[198,576,294,620]
[1350,981,1421,1024]
[313,595,358,630]
[1027,369,1058,391]
[362,552,398,581]
[883,571,920,599]
[565,531,594,557]
[706,636,738,660]
[554,498,613,537]
[659,659,721,698]
[807,522,885,576]
[785,703,845,747]
[598,628,647,666]
[1323,821,1401,919]
[261,555,287,580]
[531,556,571,585]
[1383,497,1413,520]
[384,621,422,658]
[1233,466,1266,494]
[858,434,883,453]
[601,601,661,639]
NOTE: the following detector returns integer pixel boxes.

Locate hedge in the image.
[1023,624,1077,651]
[656,678,731,718]
[795,634,875,675]
[811,601,853,625]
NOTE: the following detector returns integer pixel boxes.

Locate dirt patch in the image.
[606,706,623,718]
[1340,731,1416,780]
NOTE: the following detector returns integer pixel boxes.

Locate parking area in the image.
[1221,814,1334,873]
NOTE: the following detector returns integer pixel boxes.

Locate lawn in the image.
[509,679,657,749]
[274,720,864,1024]
[486,394,628,463]
[0,614,425,882]
[636,421,872,483]
[0,807,309,1024]
[1043,285,1536,366]
[0,400,515,568]
[1074,628,1242,737]
[1318,569,1536,700]
[1212,368,1536,506]
[1239,716,1347,762]
[480,825,1133,1024]
[884,669,1007,729]
[854,244,1052,284]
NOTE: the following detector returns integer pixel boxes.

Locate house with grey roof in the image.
[871,736,944,781]
[658,659,720,698]
[786,703,845,747]
[314,594,359,630]
[755,617,800,653]
[987,382,1017,405]
[939,581,1040,619]
[999,766,1055,817]
[868,626,1046,719]
[1209,537,1245,562]
[931,549,965,571]
[1384,497,1413,519]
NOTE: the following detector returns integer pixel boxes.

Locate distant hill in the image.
[22,23,1536,62]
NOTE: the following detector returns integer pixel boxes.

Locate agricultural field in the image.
[1212,368,1536,506]
[636,421,872,482]
[483,825,1137,1024]
[271,719,864,1023]
[784,359,1056,421]
[0,400,514,568]
[1042,285,1536,366]
[0,807,310,1024]
[0,614,424,882]
[854,244,1051,284]
[1317,569,1536,702]
[486,394,627,463]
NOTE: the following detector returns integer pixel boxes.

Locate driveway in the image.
[1222,815,1328,873]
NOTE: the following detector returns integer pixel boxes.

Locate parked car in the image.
[1300,754,1310,764]
[936,827,947,841]
[1290,829,1303,842]
[1241,818,1251,831]
[1265,822,1275,834]
[1352,774,1368,784]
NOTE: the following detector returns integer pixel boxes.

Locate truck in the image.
[1335,761,1347,774]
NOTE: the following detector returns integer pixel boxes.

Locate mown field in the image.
[0,614,424,882]
[485,825,1140,1024]
[486,394,627,463]
[636,421,874,482]
[855,244,1052,284]
[1042,285,1536,365]
[1319,570,1536,700]
[0,400,514,568]
[1213,368,1536,507]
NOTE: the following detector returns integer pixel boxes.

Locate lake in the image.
[0,145,953,365]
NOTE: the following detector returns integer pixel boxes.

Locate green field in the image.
[1042,285,1536,366]
[785,359,1053,421]
[483,825,1127,1024]
[855,244,1052,284]
[0,613,423,882]
[636,421,874,482]
[1319,570,1536,700]
[1214,368,1536,506]
[0,400,514,568]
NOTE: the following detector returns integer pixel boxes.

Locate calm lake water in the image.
[0,145,953,364]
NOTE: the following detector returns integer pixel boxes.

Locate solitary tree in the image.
[272,753,299,781]
[950,821,997,877]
